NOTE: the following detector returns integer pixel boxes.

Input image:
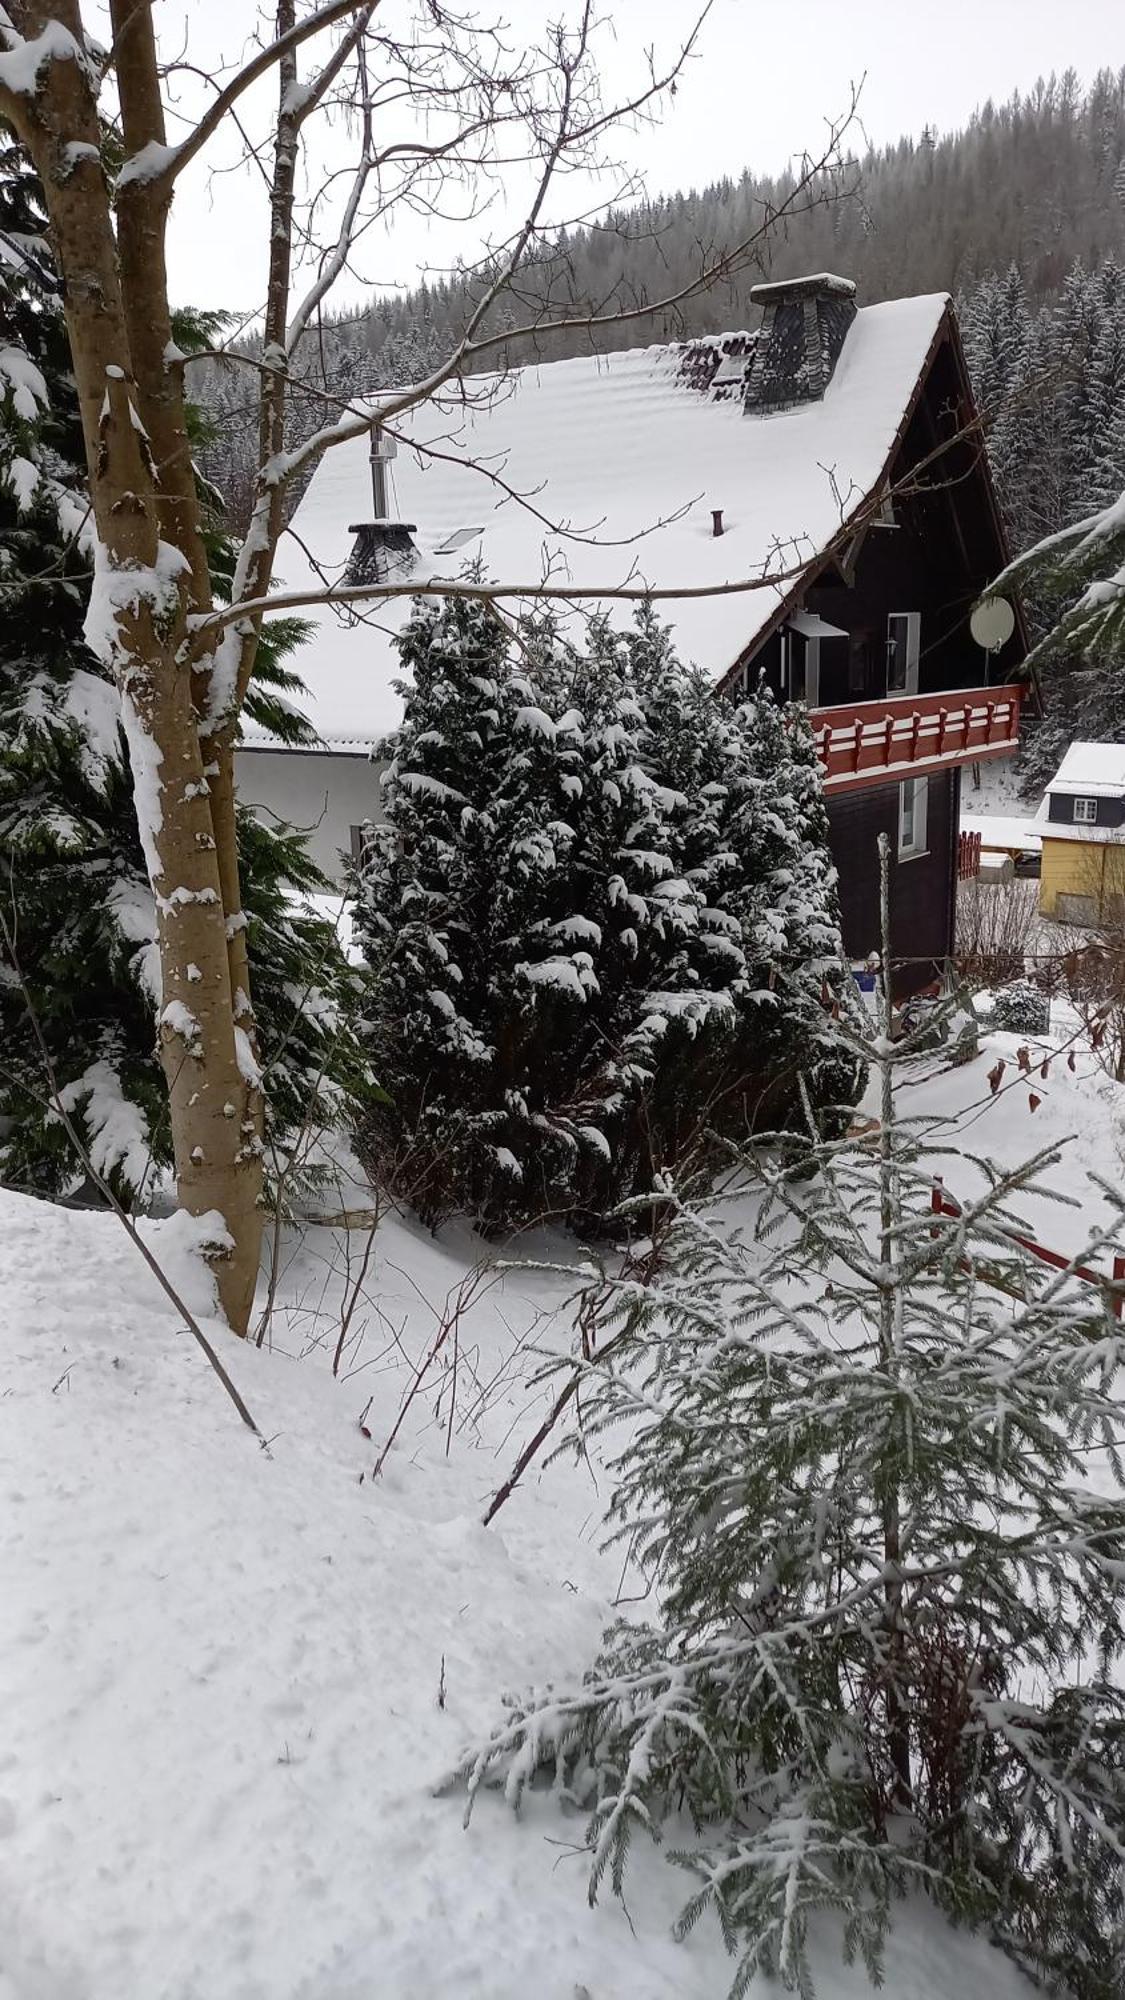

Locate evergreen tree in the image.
[0,141,366,1205]
[959,254,1125,791]
[457,839,1125,1998]
[991,472,1125,773]
[353,592,594,1226]
[960,264,1028,424]
[606,610,861,1195]
[356,598,858,1232]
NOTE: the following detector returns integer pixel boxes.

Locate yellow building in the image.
[1038,742,1125,925]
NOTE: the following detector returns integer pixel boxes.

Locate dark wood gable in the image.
[725,311,1028,710]
[713,305,1027,999]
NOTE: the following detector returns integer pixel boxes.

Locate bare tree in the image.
[0,0,851,1330]
[954,876,1039,987]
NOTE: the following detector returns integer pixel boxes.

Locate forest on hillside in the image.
[194,68,1125,784]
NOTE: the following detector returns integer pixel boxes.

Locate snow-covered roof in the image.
[1034,806,1125,847]
[960,811,1043,854]
[1046,741,1125,798]
[255,293,950,751]
[789,609,849,640]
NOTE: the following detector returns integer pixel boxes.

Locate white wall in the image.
[235,747,386,882]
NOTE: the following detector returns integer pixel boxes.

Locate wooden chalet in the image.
[237,273,1028,991]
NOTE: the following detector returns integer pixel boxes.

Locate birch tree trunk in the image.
[1,0,265,1331]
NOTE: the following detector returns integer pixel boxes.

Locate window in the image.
[1072,797,1098,825]
[350,823,376,868]
[848,630,873,696]
[886,611,920,695]
[898,775,929,859]
[789,634,820,708]
[433,525,484,556]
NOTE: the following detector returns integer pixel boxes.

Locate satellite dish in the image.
[970,596,1016,652]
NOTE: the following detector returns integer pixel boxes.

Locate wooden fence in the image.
[957,829,982,881]
[931,1176,1125,1318]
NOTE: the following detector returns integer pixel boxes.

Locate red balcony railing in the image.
[810,684,1023,795]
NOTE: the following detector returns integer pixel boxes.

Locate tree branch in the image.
[126,0,378,190]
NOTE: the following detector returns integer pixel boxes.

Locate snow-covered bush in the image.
[355,598,860,1231]
[987,979,1050,1035]
[456,841,1125,1998]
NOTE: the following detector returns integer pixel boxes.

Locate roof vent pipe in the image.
[369,424,396,517]
[712,508,725,537]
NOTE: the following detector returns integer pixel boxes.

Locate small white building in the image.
[235,738,383,881]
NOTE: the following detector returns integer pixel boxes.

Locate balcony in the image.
[809,684,1023,796]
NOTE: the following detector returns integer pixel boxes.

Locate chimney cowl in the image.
[743,273,858,417]
[748,272,856,307]
[345,520,418,587]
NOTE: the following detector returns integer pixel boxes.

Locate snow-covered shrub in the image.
[355,598,860,1231]
[456,844,1125,1998]
[0,148,366,1205]
[987,979,1050,1035]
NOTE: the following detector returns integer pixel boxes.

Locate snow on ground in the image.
[960,756,1029,819]
[890,1017,1125,1264]
[4,1044,1112,1999]
[960,809,1042,855]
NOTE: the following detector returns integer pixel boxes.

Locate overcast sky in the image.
[159,0,1124,318]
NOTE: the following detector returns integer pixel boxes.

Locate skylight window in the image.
[433,526,484,555]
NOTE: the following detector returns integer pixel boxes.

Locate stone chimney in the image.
[742,273,857,416]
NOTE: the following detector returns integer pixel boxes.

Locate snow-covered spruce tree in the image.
[594,608,862,1206]
[353,594,634,1228]
[356,599,857,1231]
[456,837,1125,1999]
[966,258,1125,795]
[0,158,364,1204]
[990,480,1125,783]
[539,610,734,1223]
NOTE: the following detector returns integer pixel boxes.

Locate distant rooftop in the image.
[1048,741,1125,797]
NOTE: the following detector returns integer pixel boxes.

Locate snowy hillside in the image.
[6,1027,1120,1998]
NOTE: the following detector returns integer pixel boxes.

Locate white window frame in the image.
[1072,796,1098,825]
[886,611,920,696]
[898,774,929,860]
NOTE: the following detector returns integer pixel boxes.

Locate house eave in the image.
[238,736,383,759]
